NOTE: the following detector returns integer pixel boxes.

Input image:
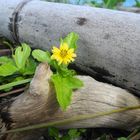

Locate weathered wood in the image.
[0,49,11,56]
[0,0,140,95]
[117,7,140,13]
[0,63,140,140]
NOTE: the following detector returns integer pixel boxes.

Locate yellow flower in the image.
[51,43,76,65]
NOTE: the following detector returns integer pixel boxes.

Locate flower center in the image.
[60,50,68,58]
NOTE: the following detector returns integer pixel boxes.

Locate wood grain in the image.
[1,63,140,140]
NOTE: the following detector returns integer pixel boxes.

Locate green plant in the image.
[48,127,86,140]
[89,0,125,9]
[103,0,125,9]
[88,0,103,7]
[117,137,128,140]
[135,0,140,7]
[0,43,37,91]
[32,32,83,110]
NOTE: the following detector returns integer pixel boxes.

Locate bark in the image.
[0,63,140,140]
[0,0,140,95]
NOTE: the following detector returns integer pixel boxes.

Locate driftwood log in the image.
[0,63,140,140]
[0,0,140,95]
[117,7,140,13]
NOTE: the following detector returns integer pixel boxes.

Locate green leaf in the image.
[51,74,83,110]
[0,63,18,76]
[32,49,51,63]
[0,78,31,91]
[51,74,72,110]
[117,137,128,140]
[135,0,140,7]
[3,86,13,92]
[61,135,70,140]
[63,32,79,50]
[0,76,4,83]
[104,0,125,9]
[48,127,59,139]
[59,67,76,77]
[22,57,37,75]
[68,129,80,139]
[0,56,13,65]
[0,56,17,77]
[67,76,83,89]
[79,128,86,133]
[99,134,107,140]
[105,0,117,9]
[13,43,31,69]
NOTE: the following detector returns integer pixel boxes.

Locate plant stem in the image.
[0,87,27,97]
[0,78,32,91]
[1,105,140,134]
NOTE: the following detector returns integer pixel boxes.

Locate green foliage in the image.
[103,0,125,9]
[88,1,103,7]
[23,57,37,75]
[51,74,72,110]
[63,32,79,50]
[0,56,17,76]
[0,43,36,91]
[0,56,13,64]
[48,127,60,140]
[1,32,82,111]
[32,32,83,110]
[99,134,107,140]
[13,43,31,70]
[48,127,86,140]
[117,137,128,140]
[51,73,83,110]
[135,0,140,7]
[0,62,18,77]
[89,0,125,9]
[50,32,83,110]
[68,128,84,139]
[32,49,51,63]
[0,78,31,91]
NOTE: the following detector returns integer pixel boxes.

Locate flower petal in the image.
[68,48,74,53]
[60,43,69,50]
[72,53,77,57]
[51,42,76,65]
[52,46,60,53]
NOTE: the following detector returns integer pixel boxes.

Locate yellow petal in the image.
[51,42,76,65]
[68,48,74,53]
[60,43,69,50]
[52,46,60,53]
[72,53,77,57]
[70,58,74,62]
[63,58,69,64]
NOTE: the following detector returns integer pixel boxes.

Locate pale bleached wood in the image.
[0,63,140,140]
[117,7,140,13]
